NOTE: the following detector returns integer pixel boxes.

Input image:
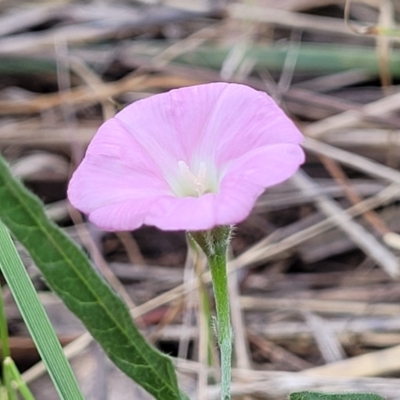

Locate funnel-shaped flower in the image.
[68,83,304,231]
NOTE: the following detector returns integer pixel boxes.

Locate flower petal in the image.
[88,198,156,231]
[68,83,305,232]
[140,180,264,231]
[114,83,302,169]
[222,143,305,188]
[145,194,219,231]
[68,118,172,223]
[140,144,305,231]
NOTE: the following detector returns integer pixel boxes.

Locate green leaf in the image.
[289,392,385,400]
[0,154,187,400]
[0,220,83,400]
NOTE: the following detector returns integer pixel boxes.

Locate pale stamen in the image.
[178,160,208,197]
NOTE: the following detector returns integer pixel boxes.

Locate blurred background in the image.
[2,0,400,399]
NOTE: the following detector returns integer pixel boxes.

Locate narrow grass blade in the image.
[0,220,84,400]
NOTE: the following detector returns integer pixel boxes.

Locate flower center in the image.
[169,160,218,198]
[178,160,208,197]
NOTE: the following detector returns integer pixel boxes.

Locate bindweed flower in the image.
[68,82,304,231]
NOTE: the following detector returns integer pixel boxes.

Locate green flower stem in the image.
[208,247,232,400]
[190,226,233,400]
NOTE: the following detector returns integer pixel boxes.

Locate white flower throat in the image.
[178,161,207,196]
[171,160,218,198]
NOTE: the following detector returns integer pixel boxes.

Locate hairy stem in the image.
[208,249,232,400]
[190,226,232,400]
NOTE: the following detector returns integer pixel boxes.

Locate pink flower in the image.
[68,83,304,231]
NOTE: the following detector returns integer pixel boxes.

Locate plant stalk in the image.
[190,226,232,400]
[208,249,232,400]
